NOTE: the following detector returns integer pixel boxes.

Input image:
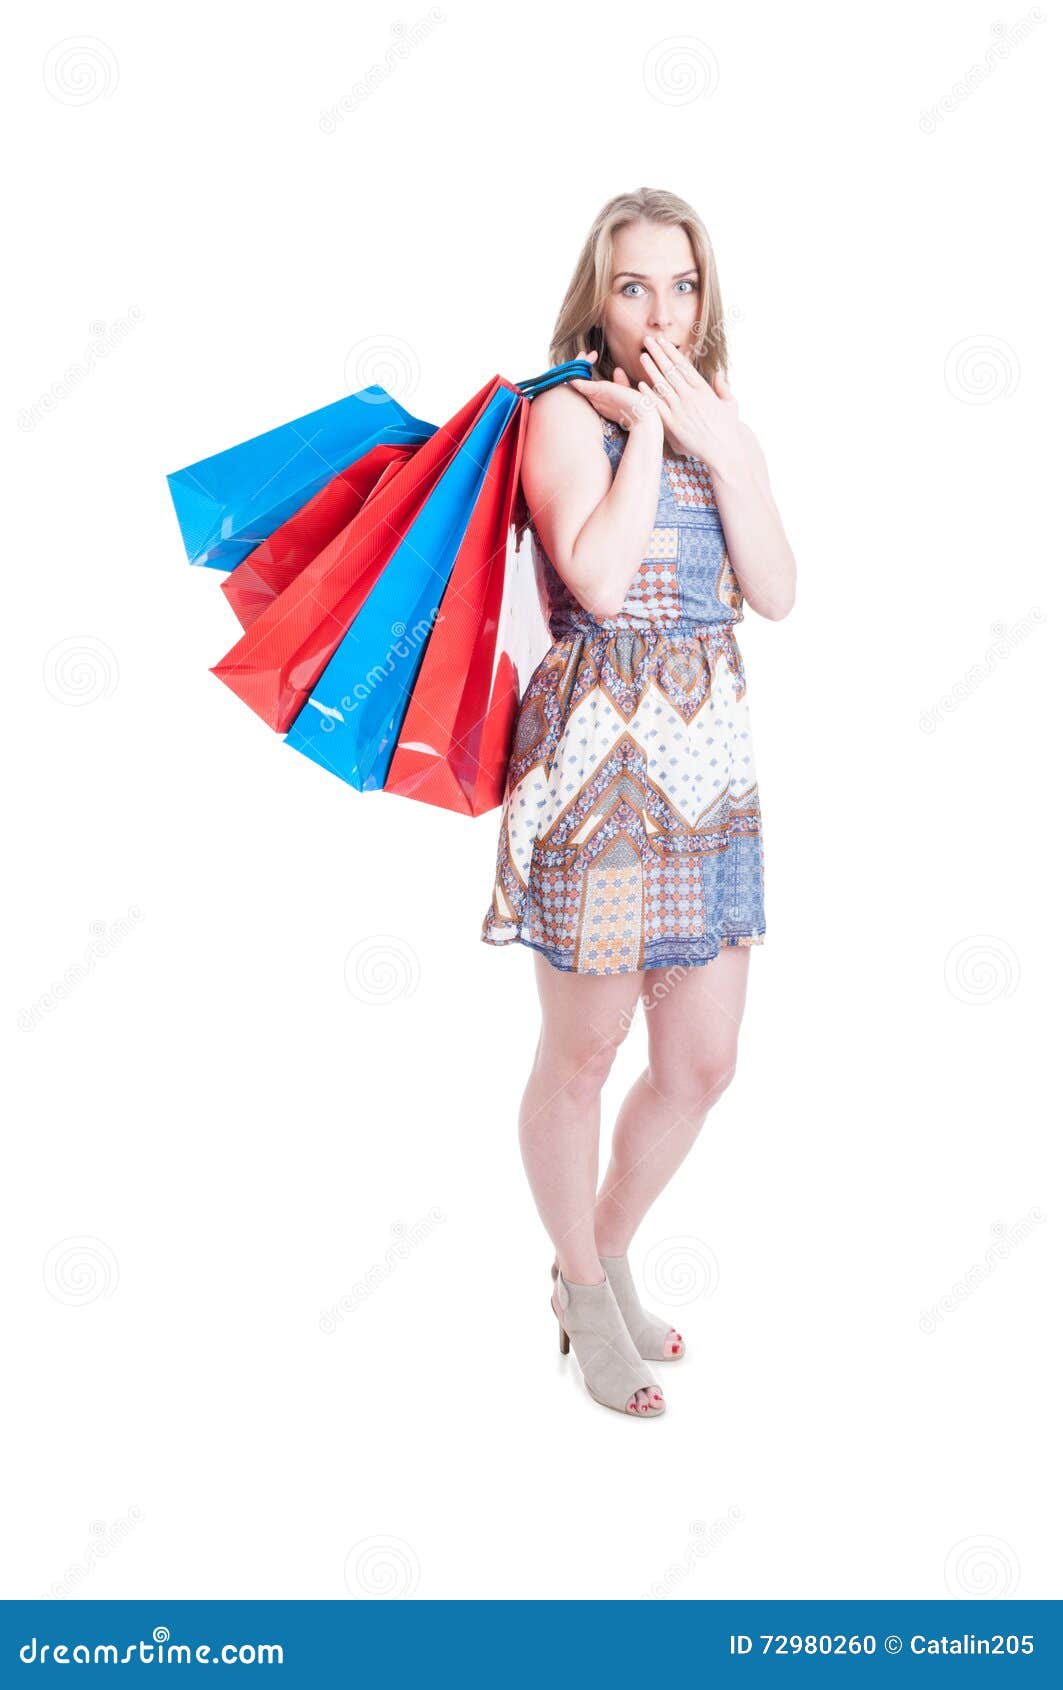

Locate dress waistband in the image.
[549,611,740,640]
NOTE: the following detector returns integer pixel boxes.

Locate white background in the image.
[5,0,1059,1602]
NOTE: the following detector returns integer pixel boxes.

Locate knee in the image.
[649,1042,739,1112]
[538,1027,629,1104]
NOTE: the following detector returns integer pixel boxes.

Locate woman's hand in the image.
[636,333,743,471]
[568,350,664,435]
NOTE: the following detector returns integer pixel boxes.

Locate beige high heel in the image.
[550,1265,665,1417]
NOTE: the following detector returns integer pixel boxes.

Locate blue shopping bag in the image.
[282,381,522,791]
[167,387,435,571]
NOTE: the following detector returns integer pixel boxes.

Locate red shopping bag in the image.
[210,376,501,732]
[220,439,423,632]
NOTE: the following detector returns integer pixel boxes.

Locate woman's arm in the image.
[520,383,665,620]
[705,423,797,622]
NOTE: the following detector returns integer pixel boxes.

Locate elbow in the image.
[752,564,797,621]
[586,596,626,619]
[579,587,626,619]
[758,590,796,622]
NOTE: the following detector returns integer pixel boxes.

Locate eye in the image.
[620,279,698,298]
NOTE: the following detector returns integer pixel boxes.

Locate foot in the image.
[551,1276,665,1416]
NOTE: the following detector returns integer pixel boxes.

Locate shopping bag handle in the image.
[515,358,592,400]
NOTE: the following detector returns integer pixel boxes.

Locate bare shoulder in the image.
[520,382,610,504]
[519,382,612,576]
[524,379,605,454]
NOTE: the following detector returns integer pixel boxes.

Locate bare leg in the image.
[518,953,660,1413]
[592,948,752,1354]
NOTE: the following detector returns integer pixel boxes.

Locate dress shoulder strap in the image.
[599,416,626,463]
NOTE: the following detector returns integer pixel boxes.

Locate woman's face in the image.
[599,219,701,384]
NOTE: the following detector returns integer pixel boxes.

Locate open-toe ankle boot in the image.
[597,1252,686,1360]
[551,1267,665,1417]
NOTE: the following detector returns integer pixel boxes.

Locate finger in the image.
[639,352,680,403]
[637,380,670,418]
[713,368,732,398]
[639,347,670,390]
[641,339,685,395]
[613,366,631,385]
[655,340,690,393]
[660,335,700,386]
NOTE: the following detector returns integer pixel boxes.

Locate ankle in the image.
[557,1257,608,1287]
[595,1241,632,1261]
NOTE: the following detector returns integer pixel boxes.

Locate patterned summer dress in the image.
[480,416,766,975]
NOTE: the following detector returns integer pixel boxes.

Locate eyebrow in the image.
[613,268,699,281]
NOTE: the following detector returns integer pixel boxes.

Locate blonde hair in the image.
[547,186,729,383]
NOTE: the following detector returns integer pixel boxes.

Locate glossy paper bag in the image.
[282,380,523,790]
[167,388,433,572]
[208,377,503,731]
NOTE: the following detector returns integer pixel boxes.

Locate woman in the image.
[481,187,796,1418]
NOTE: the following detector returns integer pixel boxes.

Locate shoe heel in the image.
[551,1287,571,1353]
